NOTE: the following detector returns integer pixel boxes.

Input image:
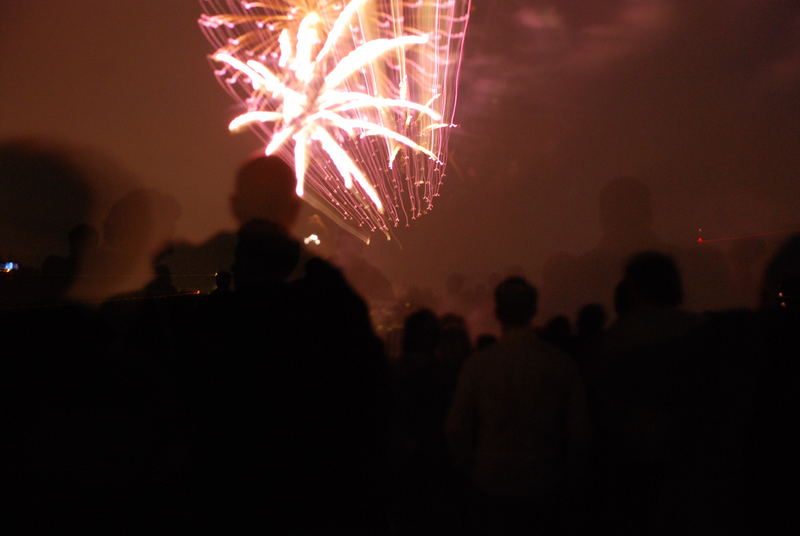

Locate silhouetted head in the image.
[231,156,300,230]
[495,276,538,329]
[438,313,472,367]
[233,219,300,291]
[761,234,800,310]
[103,189,181,256]
[402,308,440,355]
[0,140,92,267]
[623,251,683,309]
[577,303,607,336]
[214,270,232,292]
[542,315,572,342]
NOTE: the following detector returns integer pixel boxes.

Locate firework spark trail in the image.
[199,0,471,238]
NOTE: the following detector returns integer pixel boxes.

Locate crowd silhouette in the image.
[1,140,799,534]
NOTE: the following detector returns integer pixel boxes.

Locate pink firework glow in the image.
[199,0,471,240]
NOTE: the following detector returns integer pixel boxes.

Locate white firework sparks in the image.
[200,0,471,237]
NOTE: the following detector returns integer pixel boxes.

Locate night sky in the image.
[2,0,799,312]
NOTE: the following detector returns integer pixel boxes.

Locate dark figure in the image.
[73,188,181,301]
[390,309,449,532]
[588,251,703,536]
[573,303,607,362]
[759,234,800,310]
[0,141,92,271]
[743,234,800,533]
[647,235,800,535]
[541,177,734,318]
[437,313,472,393]
[577,303,607,337]
[1,143,190,532]
[541,178,667,318]
[164,154,304,292]
[402,308,441,357]
[446,277,590,535]
[210,270,232,296]
[188,156,389,533]
[613,278,633,318]
[538,314,573,353]
[0,141,93,306]
[37,224,101,303]
[599,252,700,354]
[143,264,177,297]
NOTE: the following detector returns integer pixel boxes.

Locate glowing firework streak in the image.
[199,0,471,237]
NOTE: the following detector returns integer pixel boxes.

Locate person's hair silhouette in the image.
[230,156,300,231]
[494,276,538,329]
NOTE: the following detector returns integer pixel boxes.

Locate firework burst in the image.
[200,0,470,238]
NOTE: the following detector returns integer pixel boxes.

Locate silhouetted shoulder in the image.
[299,255,371,312]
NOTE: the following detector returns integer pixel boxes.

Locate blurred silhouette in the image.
[573,303,607,362]
[71,189,181,301]
[390,310,474,533]
[613,278,633,318]
[390,309,448,531]
[142,264,178,297]
[447,277,590,535]
[437,313,472,394]
[37,224,102,302]
[0,141,154,307]
[743,234,800,533]
[542,177,735,318]
[231,219,301,291]
[0,140,92,269]
[165,155,302,292]
[6,137,799,535]
[759,233,800,310]
[587,251,704,536]
[210,270,232,296]
[538,314,573,353]
[401,308,441,358]
[0,140,93,306]
[396,307,444,406]
[186,156,389,533]
[541,178,665,319]
[576,303,607,336]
